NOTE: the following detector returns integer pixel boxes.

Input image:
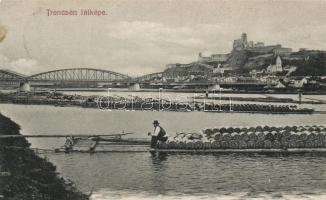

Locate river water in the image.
[0,91,326,200]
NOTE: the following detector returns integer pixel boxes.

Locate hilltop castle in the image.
[233,33,265,50]
[197,33,292,64]
[232,33,292,55]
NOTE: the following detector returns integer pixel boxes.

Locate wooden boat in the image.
[0,132,151,153]
[54,135,151,153]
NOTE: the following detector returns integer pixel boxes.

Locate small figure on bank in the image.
[298,89,302,104]
[148,120,168,148]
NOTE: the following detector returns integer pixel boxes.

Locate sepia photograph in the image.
[0,0,326,199]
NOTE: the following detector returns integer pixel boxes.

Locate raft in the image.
[150,148,326,154]
[49,125,326,154]
[157,125,326,151]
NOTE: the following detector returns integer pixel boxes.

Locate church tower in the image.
[275,56,282,71]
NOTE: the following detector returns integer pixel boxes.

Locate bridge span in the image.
[0,68,274,90]
[28,68,132,82]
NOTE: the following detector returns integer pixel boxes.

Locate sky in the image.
[0,0,326,76]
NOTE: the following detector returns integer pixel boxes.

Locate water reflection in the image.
[23,150,326,199]
[149,154,169,195]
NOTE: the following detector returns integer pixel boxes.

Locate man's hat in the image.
[153,120,159,125]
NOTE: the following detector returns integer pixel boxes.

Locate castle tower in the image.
[241,33,247,42]
[233,33,249,50]
[241,33,248,48]
[198,52,203,61]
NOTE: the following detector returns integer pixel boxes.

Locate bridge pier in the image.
[208,84,221,91]
[128,83,140,91]
[19,81,31,92]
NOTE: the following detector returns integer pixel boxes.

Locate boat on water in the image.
[54,135,326,155]
[54,135,151,153]
[51,125,326,155]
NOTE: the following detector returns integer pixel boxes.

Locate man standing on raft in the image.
[148,120,168,148]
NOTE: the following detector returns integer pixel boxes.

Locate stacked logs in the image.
[5,93,314,114]
[157,125,326,149]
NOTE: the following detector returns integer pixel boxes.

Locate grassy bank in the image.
[0,113,89,200]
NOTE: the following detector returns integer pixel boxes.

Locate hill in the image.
[226,49,326,75]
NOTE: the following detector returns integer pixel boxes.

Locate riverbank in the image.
[0,113,89,200]
[29,88,326,95]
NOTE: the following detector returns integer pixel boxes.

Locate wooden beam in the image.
[0,132,134,138]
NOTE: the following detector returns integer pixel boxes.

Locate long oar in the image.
[0,132,134,138]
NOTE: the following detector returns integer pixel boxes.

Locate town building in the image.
[198,52,229,63]
[288,77,308,88]
[266,56,283,73]
[213,64,234,74]
[249,69,265,77]
[163,62,213,81]
[253,42,265,48]
[273,47,292,56]
[198,52,211,62]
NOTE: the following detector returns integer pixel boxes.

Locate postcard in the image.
[0,0,326,199]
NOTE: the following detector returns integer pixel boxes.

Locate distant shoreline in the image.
[25,88,326,95]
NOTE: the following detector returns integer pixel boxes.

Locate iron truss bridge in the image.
[0,68,134,82]
[0,68,164,83]
[0,69,26,81]
[0,68,274,86]
[28,68,132,82]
